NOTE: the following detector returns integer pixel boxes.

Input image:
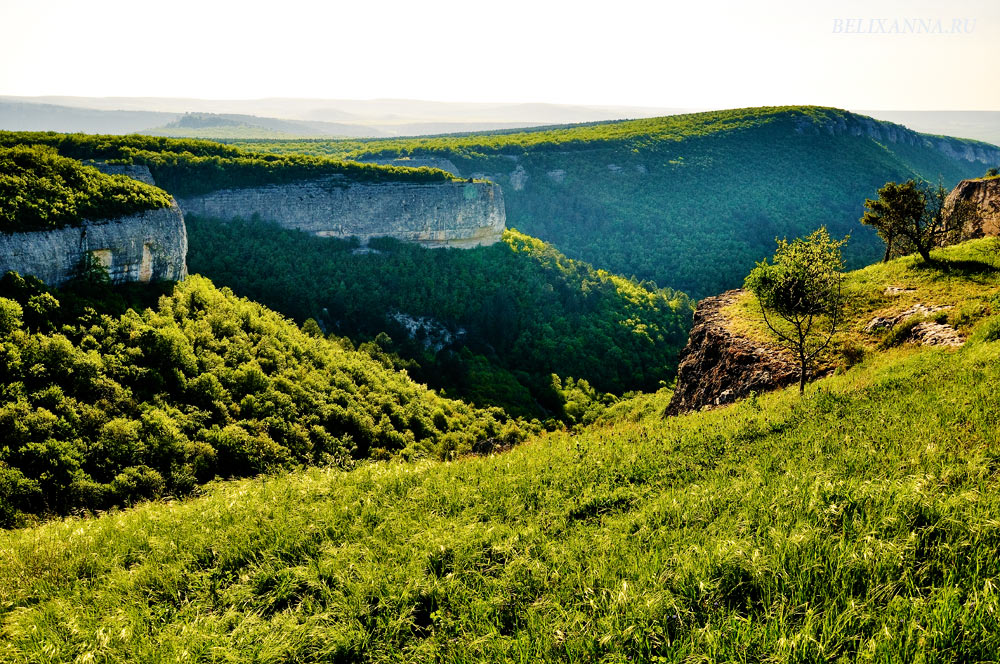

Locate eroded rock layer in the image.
[177,177,506,249]
[945,177,1000,238]
[666,290,798,415]
[0,204,188,286]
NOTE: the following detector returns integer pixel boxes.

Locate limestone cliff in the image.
[666,290,798,415]
[795,114,1000,165]
[0,204,188,286]
[945,177,1000,237]
[176,177,506,248]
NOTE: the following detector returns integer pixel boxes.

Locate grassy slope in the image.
[3,258,1000,661]
[234,107,1000,298]
[727,238,1000,365]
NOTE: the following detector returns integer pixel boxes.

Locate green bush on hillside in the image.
[0,144,173,231]
[0,272,525,526]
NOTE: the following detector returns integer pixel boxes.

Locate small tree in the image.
[861,180,969,263]
[987,167,999,178]
[744,228,846,394]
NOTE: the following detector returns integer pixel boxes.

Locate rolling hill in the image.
[235,106,1000,298]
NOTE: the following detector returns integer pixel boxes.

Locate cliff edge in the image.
[176,177,506,249]
[0,203,188,286]
[666,290,798,415]
[945,177,1000,238]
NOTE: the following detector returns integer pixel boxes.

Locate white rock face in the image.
[508,165,528,191]
[0,204,188,286]
[177,177,506,249]
[387,311,465,352]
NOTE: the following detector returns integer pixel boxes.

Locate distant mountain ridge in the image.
[0,96,692,138]
[236,106,1000,298]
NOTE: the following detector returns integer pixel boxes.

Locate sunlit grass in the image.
[727,238,1000,366]
[2,330,1000,661]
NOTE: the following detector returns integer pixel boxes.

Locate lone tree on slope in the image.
[744,227,846,394]
[861,179,972,263]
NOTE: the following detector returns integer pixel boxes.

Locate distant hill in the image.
[143,111,390,138]
[0,96,690,138]
[237,106,1000,297]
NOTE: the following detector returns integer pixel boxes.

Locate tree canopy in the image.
[744,228,846,393]
[0,145,173,231]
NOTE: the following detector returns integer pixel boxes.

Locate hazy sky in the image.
[1,0,997,110]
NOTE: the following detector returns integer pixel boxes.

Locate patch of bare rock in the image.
[666,290,798,415]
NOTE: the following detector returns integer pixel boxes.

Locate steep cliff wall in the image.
[666,290,798,415]
[795,114,1000,165]
[945,177,1000,237]
[0,204,188,286]
[176,177,506,248]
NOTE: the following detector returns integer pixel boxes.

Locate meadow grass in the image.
[2,327,1000,661]
[727,238,1000,365]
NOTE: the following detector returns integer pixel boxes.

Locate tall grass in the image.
[2,330,1000,661]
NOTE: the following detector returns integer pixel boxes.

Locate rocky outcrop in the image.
[0,204,188,286]
[176,177,506,249]
[666,290,798,415]
[945,177,1000,237]
[795,113,1000,165]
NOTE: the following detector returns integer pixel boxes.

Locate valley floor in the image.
[3,332,1000,662]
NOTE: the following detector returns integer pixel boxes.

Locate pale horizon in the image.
[2,0,998,111]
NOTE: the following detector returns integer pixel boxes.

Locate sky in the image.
[1,0,998,110]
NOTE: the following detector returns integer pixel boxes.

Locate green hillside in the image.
[0,273,525,527]
[0,144,172,231]
[0,131,460,200]
[186,217,693,419]
[234,106,1000,298]
[3,242,1000,661]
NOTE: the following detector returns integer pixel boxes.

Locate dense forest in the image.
[0,271,526,527]
[236,107,1000,297]
[0,145,172,231]
[0,131,459,199]
[187,217,693,418]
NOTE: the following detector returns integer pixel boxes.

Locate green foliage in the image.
[0,272,525,525]
[0,131,462,199]
[186,217,693,417]
[861,179,971,262]
[745,228,846,391]
[969,314,1000,343]
[0,145,172,231]
[986,167,999,178]
[3,336,1000,659]
[234,107,995,298]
